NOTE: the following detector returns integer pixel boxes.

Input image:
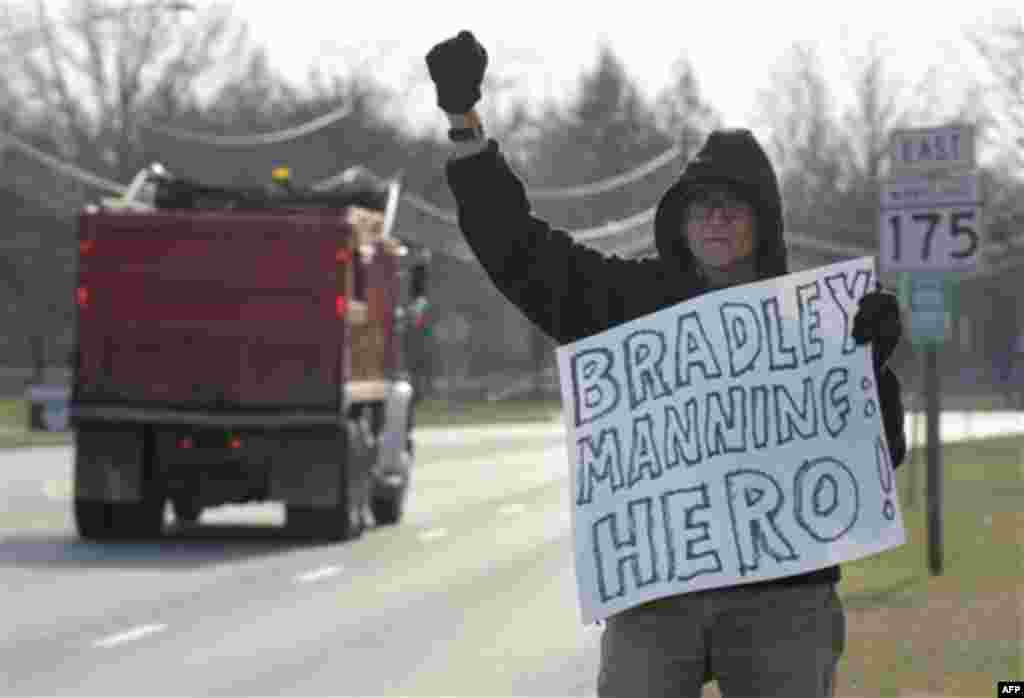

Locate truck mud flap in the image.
[268,427,348,508]
[74,423,146,502]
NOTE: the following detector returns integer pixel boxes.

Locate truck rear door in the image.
[75,209,352,412]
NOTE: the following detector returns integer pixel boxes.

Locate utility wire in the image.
[140,106,681,196]
[527,145,682,199]
[136,103,355,146]
[572,207,657,241]
[1,132,127,195]
[5,126,1024,277]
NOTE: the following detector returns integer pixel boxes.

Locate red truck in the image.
[70,165,428,542]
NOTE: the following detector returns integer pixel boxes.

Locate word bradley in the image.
[575,369,853,506]
[588,454,862,602]
[569,270,872,429]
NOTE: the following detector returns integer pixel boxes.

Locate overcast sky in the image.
[233,0,1016,146]
[26,0,1021,163]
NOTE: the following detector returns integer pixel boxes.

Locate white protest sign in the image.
[555,257,906,626]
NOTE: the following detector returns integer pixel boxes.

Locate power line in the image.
[311,167,461,225]
[5,126,1024,277]
[311,162,660,239]
[137,103,355,146]
[783,233,874,259]
[139,109,683,196]
[573,207,657,241]
[1,132,127,195]
[527,145,683,199]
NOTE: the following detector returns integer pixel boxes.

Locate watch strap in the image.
[448,125,485,142]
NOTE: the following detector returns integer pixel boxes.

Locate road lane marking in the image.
[43,479,72,501]
[92,624,167,648]
[498,503,526,516]
[418,527,448,542]
[295,565,344,583]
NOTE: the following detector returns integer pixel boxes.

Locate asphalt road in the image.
[1,421,603,697]
[2,413,1021,697]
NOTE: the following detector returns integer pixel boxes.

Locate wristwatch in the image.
[448,125,485,142]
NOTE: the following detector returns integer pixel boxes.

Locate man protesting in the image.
[426,30,907,698]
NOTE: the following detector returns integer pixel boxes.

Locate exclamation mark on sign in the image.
[875,436,896,521]
[862,376,877,418]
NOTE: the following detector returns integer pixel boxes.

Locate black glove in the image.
[852,287,902,373]
[425,30,488,114]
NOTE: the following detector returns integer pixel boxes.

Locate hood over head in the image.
[654,128,787,281]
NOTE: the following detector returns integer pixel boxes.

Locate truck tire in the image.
[112,500,164,540]
[74,499,115,540]
[285,500,362,542]
[369,394,413,527]
[73,499,163,540]
[371,444,411,526]
[370,484,406,525]
[171,497,202,525]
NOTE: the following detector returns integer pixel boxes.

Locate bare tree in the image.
[654,55,722,159]
[753,43,851,241]
[753,38,978,249]
[964,11,1024,171]
[1,0,252,183]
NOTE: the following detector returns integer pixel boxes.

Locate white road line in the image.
[43,479,72,501]
[92,624,167,648]
[295,565,344,583]
[418,527,448,542]
[498,503,526,516]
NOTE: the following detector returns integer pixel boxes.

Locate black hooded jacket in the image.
[446,130,907,591]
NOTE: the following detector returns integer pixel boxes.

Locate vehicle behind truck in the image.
[70,165,430,542]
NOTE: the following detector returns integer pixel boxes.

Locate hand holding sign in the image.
[852,284,902,373]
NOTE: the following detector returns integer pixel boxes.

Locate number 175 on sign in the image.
[879,206,982,272]
[879,173,984,273]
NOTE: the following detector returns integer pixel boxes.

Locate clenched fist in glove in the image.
[852,286,903,373]
[425,30,488,115]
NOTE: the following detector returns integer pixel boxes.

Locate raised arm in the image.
[426,32,657,344]
[446,125,653,343]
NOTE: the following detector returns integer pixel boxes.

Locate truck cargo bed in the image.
[74,210,353,411]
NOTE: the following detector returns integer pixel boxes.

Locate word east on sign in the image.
[890,124,974,174]
[555,257,906,625]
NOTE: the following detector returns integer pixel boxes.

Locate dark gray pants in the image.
[597,581,844,698]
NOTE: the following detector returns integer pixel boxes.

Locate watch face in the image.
[449,127,484,142]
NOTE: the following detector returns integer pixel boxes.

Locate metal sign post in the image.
[881,122,981,577]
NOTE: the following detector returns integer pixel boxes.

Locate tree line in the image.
[1,0,1021,390]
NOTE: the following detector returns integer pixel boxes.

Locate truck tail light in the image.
[335,248,352,264]
[76,286,90,309]
[336,294,348,319]
[79,240,95,256]
[178,437,193,449]
[229,434,242,450]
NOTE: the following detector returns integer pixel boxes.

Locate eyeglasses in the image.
[686,190,753,223]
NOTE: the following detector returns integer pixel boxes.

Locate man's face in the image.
[683,187,757,269]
